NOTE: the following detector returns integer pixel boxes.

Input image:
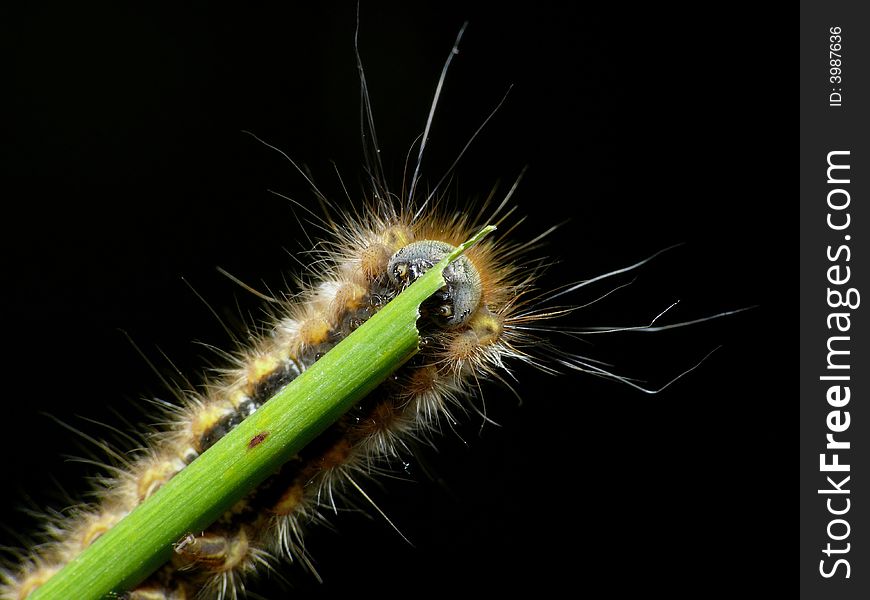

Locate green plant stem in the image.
[29,226,495,600]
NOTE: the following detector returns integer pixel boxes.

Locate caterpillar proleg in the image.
[1,3,765,599]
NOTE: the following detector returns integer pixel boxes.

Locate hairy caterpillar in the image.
[0,3,764,598]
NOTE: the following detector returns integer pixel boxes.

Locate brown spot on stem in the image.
[248,431,269,449]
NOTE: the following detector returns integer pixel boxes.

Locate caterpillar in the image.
[0,4,760,599]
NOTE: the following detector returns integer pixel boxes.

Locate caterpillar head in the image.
[387,240,483,329]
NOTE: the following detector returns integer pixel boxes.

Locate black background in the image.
[0,2,784,597]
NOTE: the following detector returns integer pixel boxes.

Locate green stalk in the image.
[29,226,495,600]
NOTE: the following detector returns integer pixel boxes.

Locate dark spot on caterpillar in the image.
[248,432,269,449]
